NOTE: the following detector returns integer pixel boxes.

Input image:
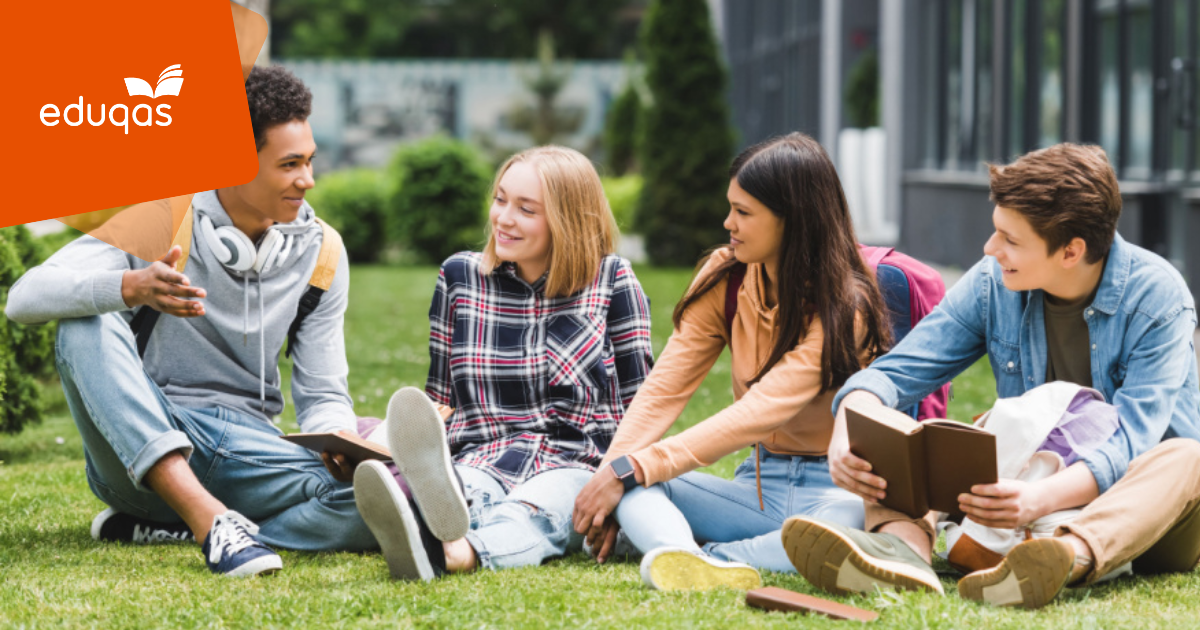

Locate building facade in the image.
[720,0,1200,300]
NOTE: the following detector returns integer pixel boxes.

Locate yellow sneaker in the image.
[640,547,762,591]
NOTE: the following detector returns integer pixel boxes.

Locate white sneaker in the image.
[640,547,762,591]
[384,387,470,541]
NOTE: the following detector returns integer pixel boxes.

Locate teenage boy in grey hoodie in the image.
[5,66,374,576]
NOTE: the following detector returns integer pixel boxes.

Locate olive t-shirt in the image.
[1043,288,1098,387]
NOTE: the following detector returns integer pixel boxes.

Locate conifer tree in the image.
[636,0,734,265]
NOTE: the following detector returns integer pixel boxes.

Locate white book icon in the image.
[124,64,184,98]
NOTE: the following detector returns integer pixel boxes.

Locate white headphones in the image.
[199,214,297,275]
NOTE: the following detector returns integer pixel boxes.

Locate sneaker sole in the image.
[91,507,116,541]
[957,538,1073,609]
[386,387,470,541]
[355,460,436,581]
[782,517,944,596]
[640,548,762,591]
[222,554,283,578]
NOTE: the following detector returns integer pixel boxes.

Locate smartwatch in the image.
[610,455,639,492]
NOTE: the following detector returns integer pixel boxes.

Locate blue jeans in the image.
[615,449,864,573]
[457,465,589,570]
[55,314,375,551]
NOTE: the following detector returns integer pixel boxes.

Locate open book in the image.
[846,400,997,519]
[281,430,391,463]
[124,64,184,99]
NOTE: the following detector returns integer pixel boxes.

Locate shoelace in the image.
[132,524,190,543]
[207,513,261,564]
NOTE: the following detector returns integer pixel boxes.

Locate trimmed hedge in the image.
[386,136,492,264]
[601,175,642,232]
[308,168,388,263]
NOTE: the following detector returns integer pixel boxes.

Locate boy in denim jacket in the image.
[784,143,1200,609]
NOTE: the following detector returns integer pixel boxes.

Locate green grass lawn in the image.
[2,266,1197,629]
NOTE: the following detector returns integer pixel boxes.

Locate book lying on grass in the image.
[845,400,997,519]
[746,587,879,621]
[281,430,391,462]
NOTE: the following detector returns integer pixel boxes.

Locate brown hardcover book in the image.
[845,400,997,519]
[280,430,391,463]
[746,587,879,621]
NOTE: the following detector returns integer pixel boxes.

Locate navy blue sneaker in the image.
[91,507,194,544]
[200,511,283,577]
[355,460,447,581]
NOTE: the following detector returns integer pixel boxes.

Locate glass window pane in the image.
[1099,9,1120,167]
[945,1,964,169]
[1039,0,1064,147]
[1171,0,1190,174]
[1128,8,1154,178]
[1009,0,1027,158]
[922,2,941,169]
[975,0,995,168]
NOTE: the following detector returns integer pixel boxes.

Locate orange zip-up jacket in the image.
[602,248,864,486]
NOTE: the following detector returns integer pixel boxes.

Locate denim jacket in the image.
[833,234,1200,494]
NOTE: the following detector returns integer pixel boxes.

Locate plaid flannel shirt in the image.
[426,252,655,490]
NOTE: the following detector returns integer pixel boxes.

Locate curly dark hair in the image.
[245,65,312,151]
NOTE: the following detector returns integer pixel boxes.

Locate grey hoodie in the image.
[6,190,355,433]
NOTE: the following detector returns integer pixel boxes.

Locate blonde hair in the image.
[482,146,618,297]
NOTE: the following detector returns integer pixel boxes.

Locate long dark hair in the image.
[671,132,892,393]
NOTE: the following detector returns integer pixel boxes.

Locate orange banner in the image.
[3,0,267,261]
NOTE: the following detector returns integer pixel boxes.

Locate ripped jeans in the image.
[457,465,590,570]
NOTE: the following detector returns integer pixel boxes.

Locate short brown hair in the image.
[988,143,1121,264]
[482,146,618,297]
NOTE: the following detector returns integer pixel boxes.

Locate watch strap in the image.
[610,455,639,492]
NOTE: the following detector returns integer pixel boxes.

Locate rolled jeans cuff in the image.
[464,531,496,570]
[127,429,194,492]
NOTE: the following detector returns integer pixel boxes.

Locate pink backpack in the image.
[858,245,949,420]
[724,245,950,420]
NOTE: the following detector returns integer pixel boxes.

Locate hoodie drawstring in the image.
[755,443,765,511]
[257,271,266,414]
[241,270,267,414]
[242,274,250,346]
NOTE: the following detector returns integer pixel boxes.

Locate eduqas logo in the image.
[40,64,182,134]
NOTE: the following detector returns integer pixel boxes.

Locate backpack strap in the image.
[130,204,195,357]
[724,264,747,340]
[861,244,894,269]
[285,219,343,359]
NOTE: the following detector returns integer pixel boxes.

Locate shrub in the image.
[601,175,642,232]
[604,81,642,176]
[845,47,880,128]
[0,225,57,435]
[386,136,492,264]
[636,0,734,266]
[308,168,388,263]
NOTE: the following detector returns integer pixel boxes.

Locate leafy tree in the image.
[270,0,639,60]
[635,0,734,265]
[0,226,57,435]
[271,0,418,58]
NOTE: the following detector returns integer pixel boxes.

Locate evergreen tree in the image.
[636,0,734,265]
[604,80,641,176]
